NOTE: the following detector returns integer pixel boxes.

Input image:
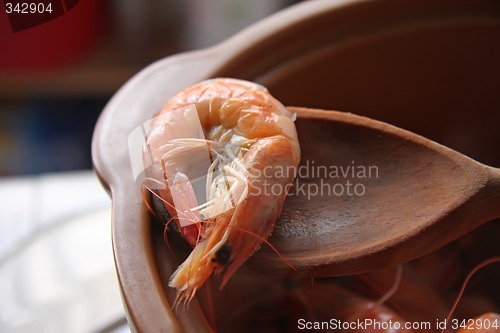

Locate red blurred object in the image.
[0,0,105,72]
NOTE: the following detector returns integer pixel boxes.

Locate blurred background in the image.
[0,1,301,332]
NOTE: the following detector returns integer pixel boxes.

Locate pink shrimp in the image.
[142,78,300,305]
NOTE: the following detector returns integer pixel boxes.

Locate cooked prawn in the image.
[142,78,300,305]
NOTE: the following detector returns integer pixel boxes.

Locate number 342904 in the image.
[5,2,54,14]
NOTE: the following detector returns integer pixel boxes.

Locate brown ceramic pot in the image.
[92,0,500,331]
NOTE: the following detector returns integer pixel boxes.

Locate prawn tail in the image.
[169,240,212,308]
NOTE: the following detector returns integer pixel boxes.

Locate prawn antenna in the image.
[441,256,500,333]
[375,265,403,307]
[202,219,297,273]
